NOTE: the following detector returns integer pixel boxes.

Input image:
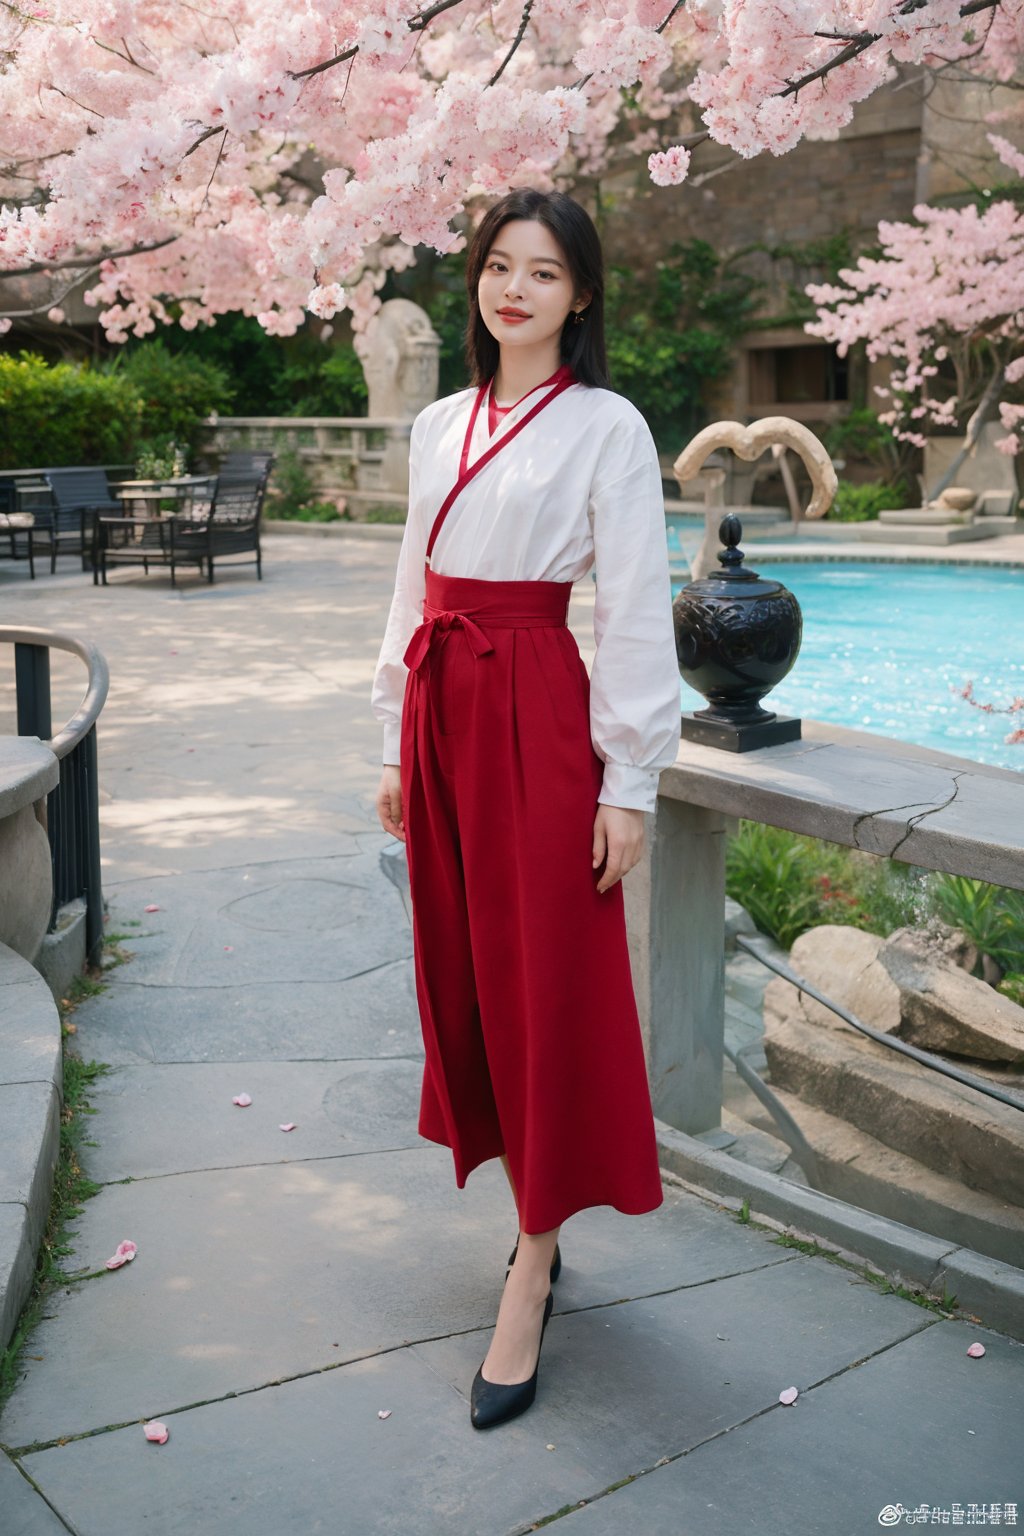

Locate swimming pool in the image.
[668,559,1024,771]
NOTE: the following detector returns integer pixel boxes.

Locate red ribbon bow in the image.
[403,610,495,673]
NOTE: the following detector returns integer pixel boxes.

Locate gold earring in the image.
[572,308,586,325]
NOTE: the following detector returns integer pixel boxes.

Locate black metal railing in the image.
[3,627,109,967]
[729,932,1023,1188]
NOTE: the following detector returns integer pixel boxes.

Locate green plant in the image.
[824,408,910,484]
[135,437,188,478]
[999,973,1024,1006]
[102,341,233,457]
[264,448,320,518]
[828,479,911,521]
[932,877,1024,976]
[0,352,142,470]
[604,240,762,453]
[363,504,407,523]
[725,822,857,948]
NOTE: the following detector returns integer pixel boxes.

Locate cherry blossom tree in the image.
[1,0,1022,341]
[805,160,1024,497]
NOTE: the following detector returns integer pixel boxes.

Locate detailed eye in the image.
[536,270,556,280]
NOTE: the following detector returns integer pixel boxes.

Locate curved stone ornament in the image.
[674,416,837,582]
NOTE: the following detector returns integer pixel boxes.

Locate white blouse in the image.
[370,378,682,813]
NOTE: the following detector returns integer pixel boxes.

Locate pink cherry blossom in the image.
[0,1,1020,340]
[105,1239,138,1270]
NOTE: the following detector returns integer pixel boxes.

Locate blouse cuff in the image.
[382,722,402,767]
[597,762,662,814]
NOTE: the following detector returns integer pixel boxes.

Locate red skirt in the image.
[400,568,664,1234]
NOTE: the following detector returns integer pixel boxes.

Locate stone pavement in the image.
[1,539,1022,1536]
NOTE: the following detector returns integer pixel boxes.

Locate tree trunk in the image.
[925,362,1007,503]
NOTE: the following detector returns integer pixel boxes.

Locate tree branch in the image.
[488,0,533,87]
[289,0,469,82]
[787,0,1000,99]
[2,235,178,277]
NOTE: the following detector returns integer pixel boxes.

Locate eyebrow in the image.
[488,248,566,269]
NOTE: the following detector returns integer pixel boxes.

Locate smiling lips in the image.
[498,308,531,320]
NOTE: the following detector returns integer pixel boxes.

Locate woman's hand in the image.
[376,765,406,842]
[592,804,645,893]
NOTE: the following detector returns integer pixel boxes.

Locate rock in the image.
[889,921,979,975]
[784,924,1024,1065]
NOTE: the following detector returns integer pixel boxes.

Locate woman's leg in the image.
[482,1222,561,1383]
[499,1153,517,1206]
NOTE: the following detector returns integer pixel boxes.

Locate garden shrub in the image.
[263,448,342,520]
[828,479,912,521]
[0,352,141,470]
[101,342,234,457]
[726,821,1024,985]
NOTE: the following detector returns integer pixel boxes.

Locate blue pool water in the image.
[668,559,1024,771]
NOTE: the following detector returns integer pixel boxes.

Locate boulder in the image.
[784,923,1024,1065]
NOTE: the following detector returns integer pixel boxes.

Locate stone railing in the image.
[201,417,412,512]
[625,720,1024,1140]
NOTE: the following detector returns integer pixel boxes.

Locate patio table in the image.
[110,476,216,518]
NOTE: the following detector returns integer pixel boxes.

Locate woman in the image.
[371,187,681,1429]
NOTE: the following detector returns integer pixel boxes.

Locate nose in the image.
[503,273,524,301]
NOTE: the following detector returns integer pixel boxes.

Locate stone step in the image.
[763,1004,1024,1208]
[763,1085,1024,1269]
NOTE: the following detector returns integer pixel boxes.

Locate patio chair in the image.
[0,479,36,578]
[39,467,122,574]
[97,472,268,586]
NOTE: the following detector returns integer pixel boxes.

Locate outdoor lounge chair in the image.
[97,471,268,586]
[39,467,122,574]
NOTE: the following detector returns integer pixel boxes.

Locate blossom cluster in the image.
[0,0,1021,338]
[806,200,1024,454]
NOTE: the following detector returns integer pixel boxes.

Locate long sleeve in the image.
[588,408,681,813]
[370,414,428,765]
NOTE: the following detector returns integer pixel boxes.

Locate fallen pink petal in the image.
[279,1123,297,1132]
[144,904,160,913]
[105,1240,137,1270]
[232,1093,253,1107]
[143,1421,169,1443]
[779,1387,799,1406]
[377,1409,392,1419]
[967,1343,986,1358]
[223,946,234,952]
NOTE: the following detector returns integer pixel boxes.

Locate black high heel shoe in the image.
[505,1240,561,1284]
[470,1290,554,1430]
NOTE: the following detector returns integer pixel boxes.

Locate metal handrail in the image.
[0,625,109,758]
[736,933,1024,1113]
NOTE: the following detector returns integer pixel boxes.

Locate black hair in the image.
[463,188,609,389]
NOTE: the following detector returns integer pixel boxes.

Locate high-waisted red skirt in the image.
[400,567,664,1234]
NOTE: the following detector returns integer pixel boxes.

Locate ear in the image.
[574,288,593,313]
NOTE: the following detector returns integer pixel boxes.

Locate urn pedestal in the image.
[673,514,803,752]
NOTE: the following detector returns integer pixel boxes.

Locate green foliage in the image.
[0,352,141,470]
[121,313,367,416]
[932,877,1024,976]
[828,479,911,521]
[725,822,854,949]
[101,341,234,456]
[605,240,761,453]
[264,448,318,517]
[263,448,345,520]
[726,823,1024,985]
[1000,973,1024,1006]
[363,504,408,522]
[823,408,919,491]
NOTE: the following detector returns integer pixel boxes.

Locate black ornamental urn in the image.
[673,514,803,751]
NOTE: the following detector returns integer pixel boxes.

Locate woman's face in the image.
[477,218,589,353]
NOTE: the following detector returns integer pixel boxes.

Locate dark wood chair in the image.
[39,468,122,573]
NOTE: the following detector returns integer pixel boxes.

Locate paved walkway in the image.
[1,539,1022,1535]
